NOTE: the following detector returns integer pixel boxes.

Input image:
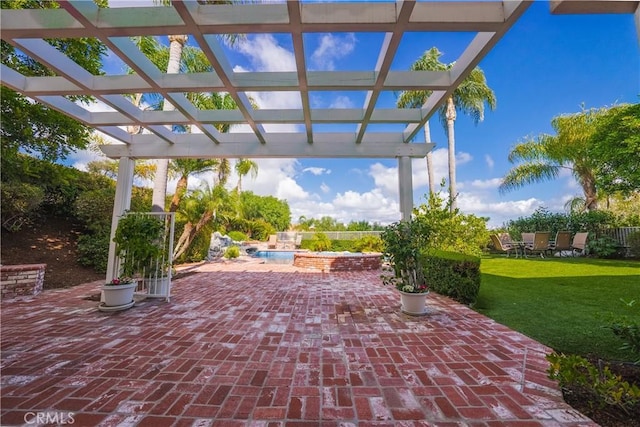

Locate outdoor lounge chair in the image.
[550,231,572,257]
[521,233,535,248]
[294,234,303,249]
[571,232,589,257]
[524,231,551,258]
[490,234,515,257]
[267,234,277,249]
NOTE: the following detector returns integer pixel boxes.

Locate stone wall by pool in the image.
[293,252,381,271]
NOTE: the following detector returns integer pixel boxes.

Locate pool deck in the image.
[0,259,596,426]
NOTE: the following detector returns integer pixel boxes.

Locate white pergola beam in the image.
[101,140,434,159]
[1,2,516,39]
[550,1,639,14]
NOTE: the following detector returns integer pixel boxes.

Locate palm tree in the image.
[172,183,230,260]
[168,159,223,212]
[396,48,447,195]
[151,0,243,212]
[399,47,496,211]
[234,158,259,192]
[500,110,601,211]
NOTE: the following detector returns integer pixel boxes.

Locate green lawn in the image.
[475,255,640,361]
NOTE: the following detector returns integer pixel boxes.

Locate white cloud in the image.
[303,167,331,176]
[237,34,296,72]
[328,96,354,109]
[469,178,502,189]
[485,154,495,169]
[310,33,357,71]
[320,182,330,194]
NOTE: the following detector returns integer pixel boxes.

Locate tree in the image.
[0,0,107,170]
[396,48,448,195]
[151,0,243,212]
[398,47,495,211]
[173,183,229,260]
[240,192,291,232]
[589,104,640,195]
[168,159,223,212]
[234,159,259,192]
[500,109,604,211]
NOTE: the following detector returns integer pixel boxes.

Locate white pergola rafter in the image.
[1,0,534,159]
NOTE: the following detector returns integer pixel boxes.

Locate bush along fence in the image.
[600,227,640,257]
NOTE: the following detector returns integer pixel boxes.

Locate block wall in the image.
[293,253,381,271]
[0,264,46,300]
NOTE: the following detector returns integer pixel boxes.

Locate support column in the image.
[106,157,135,283]
[398,156,414,221]
[636,3,640,45]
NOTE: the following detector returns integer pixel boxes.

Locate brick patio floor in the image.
[1,260,596,426]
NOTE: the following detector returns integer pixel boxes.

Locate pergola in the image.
[2,0,638,281]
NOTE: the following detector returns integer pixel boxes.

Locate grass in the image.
[475,255,640,361]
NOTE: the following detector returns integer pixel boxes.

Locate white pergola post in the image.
[106,157,135,283]
[398,156,414,221]
[636,3,640,45]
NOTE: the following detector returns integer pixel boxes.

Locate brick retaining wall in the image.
[0,264,46,300]
[293,253,381,271]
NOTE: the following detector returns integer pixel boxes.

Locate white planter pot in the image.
[102,282,137,307]
[399,290,429,316]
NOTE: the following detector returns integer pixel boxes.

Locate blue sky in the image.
[75,1,639,228]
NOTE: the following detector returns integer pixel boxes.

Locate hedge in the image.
[421,250,481,305]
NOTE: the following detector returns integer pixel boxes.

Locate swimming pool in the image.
[252,250,298,263]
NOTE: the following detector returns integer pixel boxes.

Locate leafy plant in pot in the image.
[111,212,166,303]
[381,217,432,315]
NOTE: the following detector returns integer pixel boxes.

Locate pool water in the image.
[252,250,296,263]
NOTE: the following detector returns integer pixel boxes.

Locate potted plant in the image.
[101,276,137,309]
[112,212,167,300]
[381,218,432,315]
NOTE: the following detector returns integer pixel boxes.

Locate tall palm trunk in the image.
[152,34,186,212]
[579,168,599,211]
[169,175,188,213]
[424,122,435,195]
[173,210,215,260]
[445,96,457,211]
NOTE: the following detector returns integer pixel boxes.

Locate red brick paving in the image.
[1,261,596,426]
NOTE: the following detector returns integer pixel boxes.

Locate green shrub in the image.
[353,235,383,252]
[0,182,44,231]
[627,231,640,258]
[77,231,109,273]
[606,299,640,363]
[310,232,332,251]
[422,250,481,305]
[588,235,621,258]
[329,240,354,251]
[414,192,488,257]
[547,352,640,413]
[74,188,116,234]
[224,245,240,259]
[228,231,249,242]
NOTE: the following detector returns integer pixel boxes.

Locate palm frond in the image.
[499,163,561,194]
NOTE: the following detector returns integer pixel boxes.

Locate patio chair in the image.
[267,234,277,249]
[550,231,572,257]
[571,232,589,257]
[490,234,515,257]
[521,233,535,248]
[294,234,303,249]
[524,231,551,258]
